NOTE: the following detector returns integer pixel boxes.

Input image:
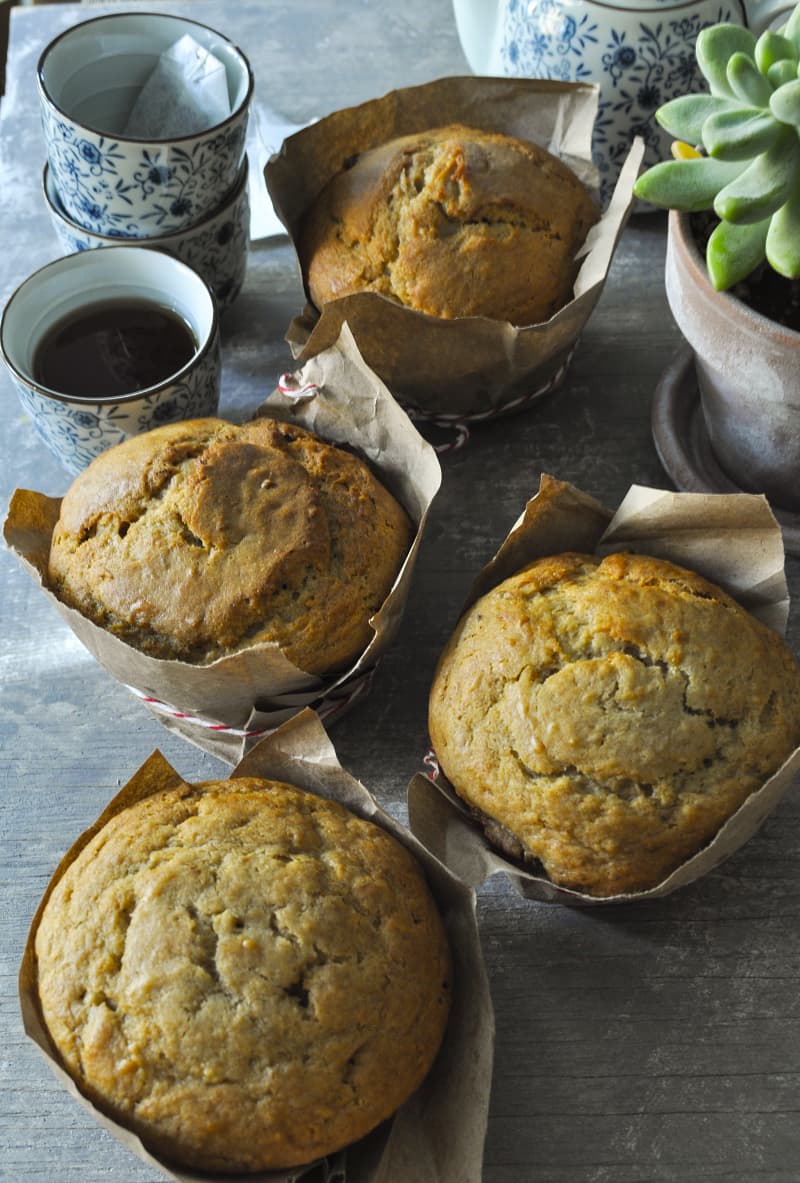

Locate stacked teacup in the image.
[0,13,254,474]
[38,12,253,309]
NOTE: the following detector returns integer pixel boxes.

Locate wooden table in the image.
[2,3,799,1181]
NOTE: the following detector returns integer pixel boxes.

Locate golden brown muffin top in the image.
[299,123,599,326]
[35,777,452,1173]
[47,417,413,673]
[429,552,800,896]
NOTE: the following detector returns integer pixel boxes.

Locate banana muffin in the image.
[428,551,800,896]
[35,776,452,1173]
[298,123,599,326]
[47,416,413,673]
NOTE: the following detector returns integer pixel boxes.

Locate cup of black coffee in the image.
[0,247,221,473]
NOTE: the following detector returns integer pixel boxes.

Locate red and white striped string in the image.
[277,374,320,400]
[126,670,374,740]
[423,747,441,781]
[278,347,574,454]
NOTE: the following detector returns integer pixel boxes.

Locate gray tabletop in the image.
[2,2,800,1182]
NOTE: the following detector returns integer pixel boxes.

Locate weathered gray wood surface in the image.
[1,2,799,1181]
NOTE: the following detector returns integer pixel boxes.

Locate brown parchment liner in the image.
[264,75,644,421]
[407,474,800,905]
[19,709,493,1183]
[3,324,441,765]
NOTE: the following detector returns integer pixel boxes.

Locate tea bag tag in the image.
[247,104,317,240]
[124,34,230,138]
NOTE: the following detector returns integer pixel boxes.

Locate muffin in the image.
[298,123,599,326]
[428,551,800,896]
[34,776,452,1173]
[47,416,414,673]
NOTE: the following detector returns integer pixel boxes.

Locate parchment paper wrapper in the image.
[3,324,441,765]
[408,474,800,905]
[20,709,493,1183]
[265,76,644,424]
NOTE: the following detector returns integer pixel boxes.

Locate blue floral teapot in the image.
[453,0,795,203]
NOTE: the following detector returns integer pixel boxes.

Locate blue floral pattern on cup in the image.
[10,341,221,475]
[45,163,250,308]
[500,0,742,203]
[41,102,248,236]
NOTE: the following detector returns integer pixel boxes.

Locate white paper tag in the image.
[124,34,231,138]
[247,103,314,240]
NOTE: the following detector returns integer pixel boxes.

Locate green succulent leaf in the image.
[633,157,748,210]
[702,107,784,159]
[727,52,773,106]
[765,176,800,277]
[656,94,736,144]
[755,30,797,74]
[706,217,769,289]
[696,24,758,96]
[768,59,799,88]
[770,77,800,124]
[714,125,800,222]
[781,3,800,51]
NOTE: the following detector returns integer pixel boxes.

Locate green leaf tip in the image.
[697,24,758,95]
[780,2,800,51]
[755,30,797,75]
[766,177,800,277]
[770,78,800,125]
[655,94,735,144]
[703,108,784,161]
[767,59,799,88]
[634,157,747,211]
[727,52,773,107]
[706,217,769,289]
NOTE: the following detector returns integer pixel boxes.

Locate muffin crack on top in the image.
[47,416,413,673]
[35,778,452,1172]
[429,551,800,896]
[299,123,599,325]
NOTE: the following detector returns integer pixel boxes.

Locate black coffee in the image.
[33,298,197,399]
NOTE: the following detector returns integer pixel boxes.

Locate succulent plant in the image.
[633,3,800,290]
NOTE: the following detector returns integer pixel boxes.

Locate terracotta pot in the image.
[665,209,800,513]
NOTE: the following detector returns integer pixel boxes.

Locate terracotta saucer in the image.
[652,347,800,557]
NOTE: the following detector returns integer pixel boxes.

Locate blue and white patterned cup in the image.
[0,248,221,474]
[453,0,796,205]
[38,12,253,237]
[43,157,250,309]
